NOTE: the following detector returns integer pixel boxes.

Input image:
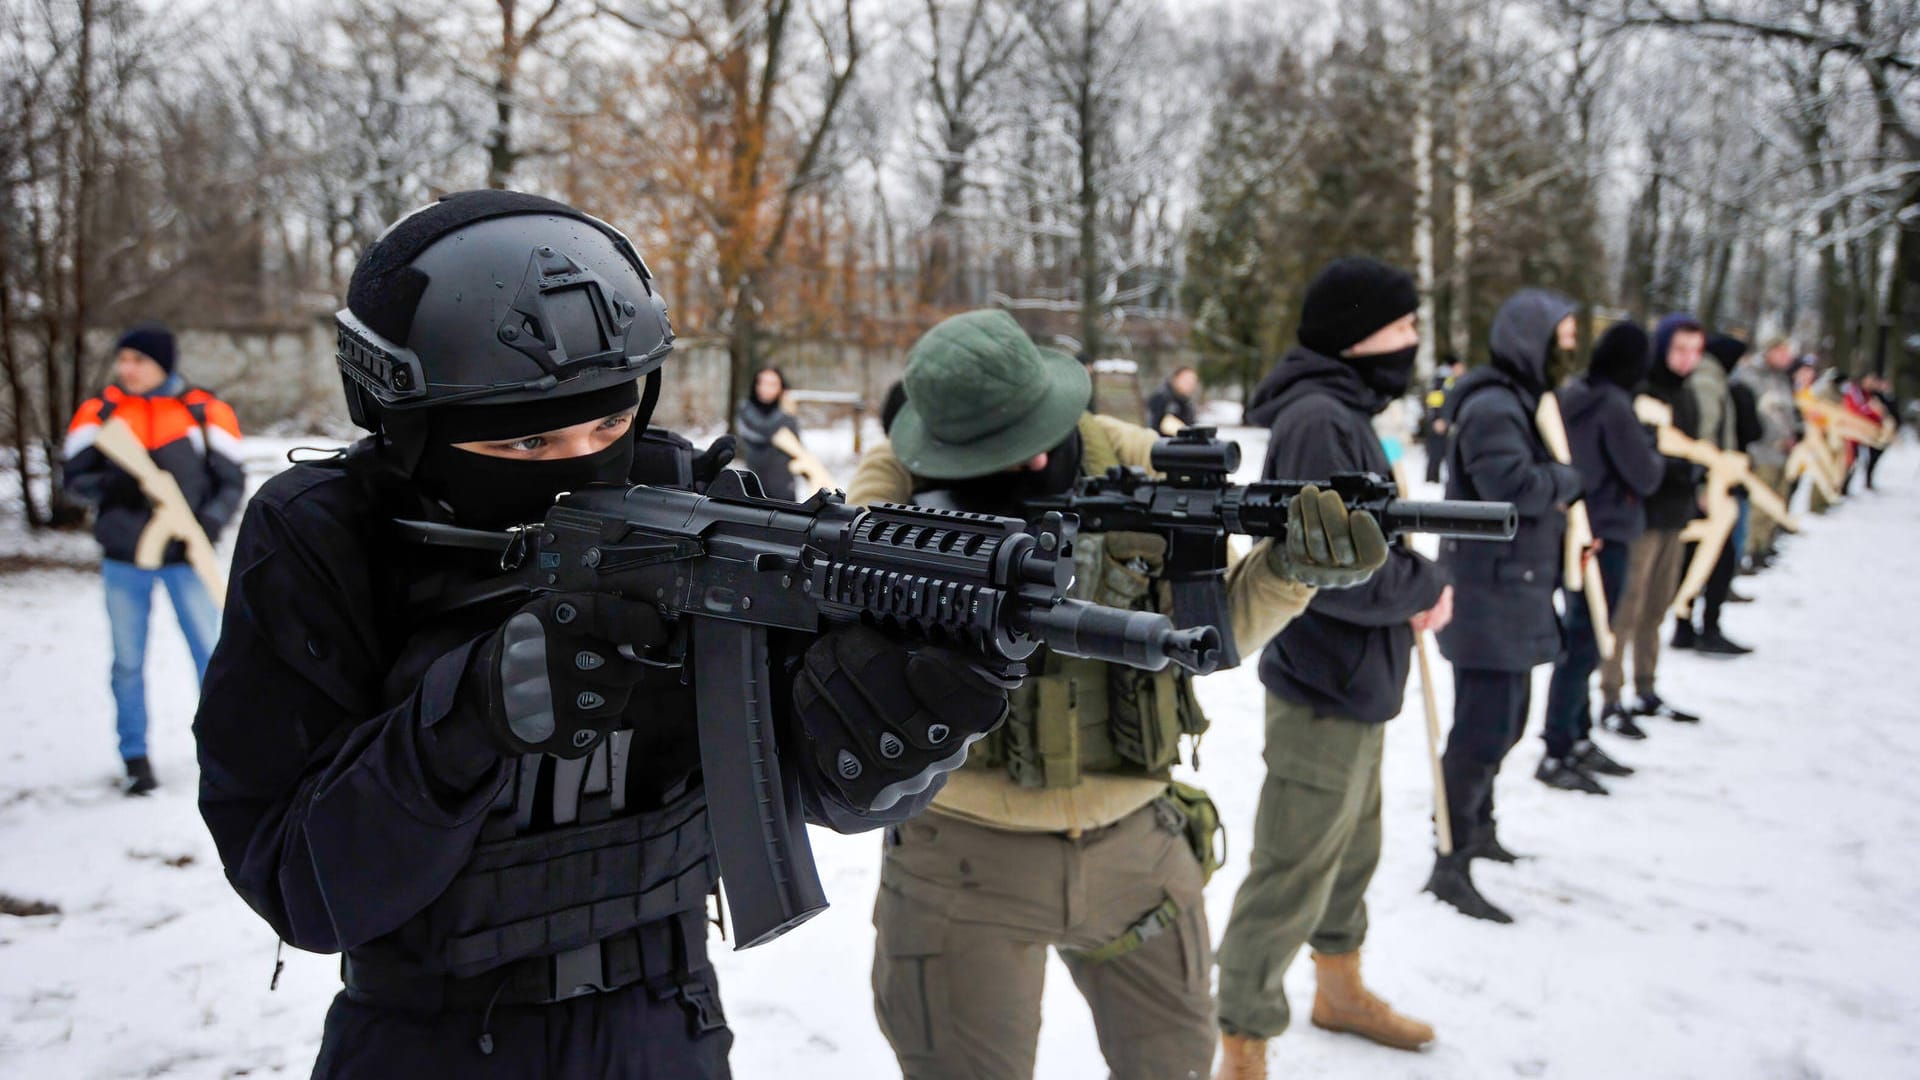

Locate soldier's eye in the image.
[502,436,547,452]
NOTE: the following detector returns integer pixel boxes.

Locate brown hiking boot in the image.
[1309,950,1435,1051]
[1212,1031,1269,1080]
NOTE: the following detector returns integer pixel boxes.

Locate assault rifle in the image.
[1019,428,1518,668]
[399,469,1220,949]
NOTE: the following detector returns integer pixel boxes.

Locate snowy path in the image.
[2,430,1917,1079]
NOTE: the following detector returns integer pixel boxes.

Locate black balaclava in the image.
[1347,345,1419,400]
[928,428,1084,518]
[413,380,643,529]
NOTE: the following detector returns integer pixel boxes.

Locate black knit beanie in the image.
[1296,257,1420,356]
[115,321,176,374]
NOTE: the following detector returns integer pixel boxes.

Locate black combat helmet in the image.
[336,190,673,438]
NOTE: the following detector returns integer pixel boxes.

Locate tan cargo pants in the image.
[1214,695,1383,1039]
[871,801,1215,1080]
[1599,526,1687,704]
[1746,461,1789,557]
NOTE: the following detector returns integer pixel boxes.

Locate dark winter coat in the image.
[1145,381,1197,433]
[732,398,801,501]
[195,433,924,1075]
[1557,372,1664,544]
[1245,348,1447,723]
[62,376,247,563]
[1435,291,1585,673]
[1641,318,1706,530]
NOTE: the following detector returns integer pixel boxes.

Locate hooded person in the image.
[1214,257,1451,1077]
[192,191,1018,1078]
[842,308,1391,1080]
[731,365,801,500]
[1427,288,1585,925]
[1594,313,1708,736]
[1536,322,1666,796]
[1671,334,1756,656]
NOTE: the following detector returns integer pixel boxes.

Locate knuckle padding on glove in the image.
[1351,510,1389,569]
[499,612,558,745]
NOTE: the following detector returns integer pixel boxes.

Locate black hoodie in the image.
[1435,290,1585,673]
[1244,347,1447,724]
[1556,323,1665,543]
[1640,314,1706,529]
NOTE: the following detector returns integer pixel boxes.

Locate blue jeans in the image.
[1543,541,1631,760]
[104,559,220,761]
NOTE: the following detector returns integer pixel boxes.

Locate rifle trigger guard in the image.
[500,527,532,572]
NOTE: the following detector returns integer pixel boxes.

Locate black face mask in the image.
[1349,345,1418,403]
[925,429,1084,519]
[415,430,636,530]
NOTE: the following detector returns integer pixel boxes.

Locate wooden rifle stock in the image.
[92,417,227,606]
[1534,393,1615,661]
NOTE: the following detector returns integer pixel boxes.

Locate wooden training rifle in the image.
[1632,395,1801,617]
[1535,393,1617,661]
[769,426,839,496]
[91,417,227,606]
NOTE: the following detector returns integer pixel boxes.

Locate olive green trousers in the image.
[1214,695,1383,1039]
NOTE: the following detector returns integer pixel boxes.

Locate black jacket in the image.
[1641,356,1704,530]
[732,398,801,501]
[1145,382,1197,433]
[1245,348,1447,723]
[1435,291,1584,673]
[1558,372,1665,544]
[194,435,924,1029]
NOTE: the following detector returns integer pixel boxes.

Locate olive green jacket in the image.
[846,413,1316,832]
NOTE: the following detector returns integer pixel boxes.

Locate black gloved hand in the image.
[693,435,737,487]
[1549,461,1586,506]
[790,625,1011,813]
[464,592,670,759]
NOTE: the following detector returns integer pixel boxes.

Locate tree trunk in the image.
[1447,53,1473,366]
[1075,0,1101,360]
[1411,6,1437,379]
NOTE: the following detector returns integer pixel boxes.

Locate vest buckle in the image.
[550,941,611,1001]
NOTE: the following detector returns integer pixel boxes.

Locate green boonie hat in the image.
[889,310,1092,480]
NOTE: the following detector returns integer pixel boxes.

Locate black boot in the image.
[1424,852,1513,924]
[1571,738,1635,777]
[1536,756,1609,795]
[1694,629,1754,656]
[122,757,158,797]
[1469,829,1527,864]
[1669,621,1698,650]
[1633,691,1700,723]
[1600,701,1648,740]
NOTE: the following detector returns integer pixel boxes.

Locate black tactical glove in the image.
[1266,484,1390,589]
[1548,461,1586,506]
[464,592,669,759]
[791,625,1012,813]
[693,435,737,487]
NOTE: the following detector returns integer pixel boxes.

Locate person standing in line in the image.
[64,321,246,794]
[732,365,802,500]
[1734,340,1801,571]
[1670,333,1751,656]
[1537,321,1664,796]
[1421,355,1466,483]
[1426,289,1585,924]
[1215,258,1452,1078]
[1597,315,1709,738]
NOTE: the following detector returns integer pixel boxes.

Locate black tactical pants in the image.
[1441,668,1532,852]
[311,970,732,1080]
[1544,542,1630,759]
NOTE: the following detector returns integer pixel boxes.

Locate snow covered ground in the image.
[2,421,1918,1079]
